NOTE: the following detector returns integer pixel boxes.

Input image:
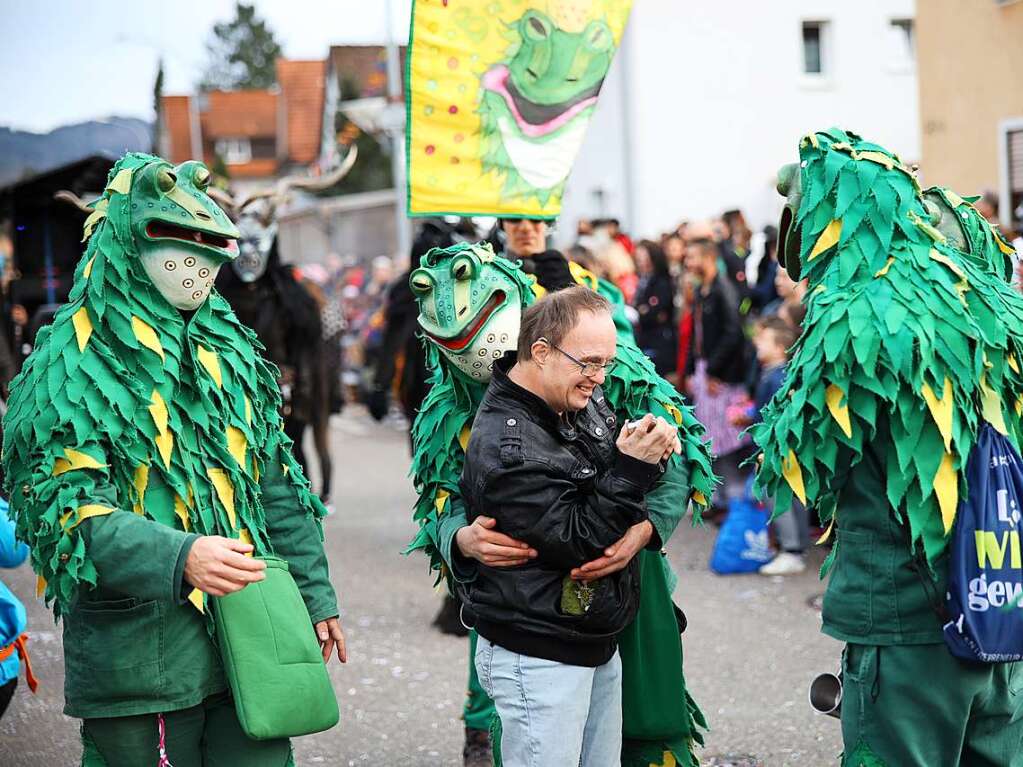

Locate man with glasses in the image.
[460,286,679,767]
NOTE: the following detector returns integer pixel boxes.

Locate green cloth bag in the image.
[212,557,339,740]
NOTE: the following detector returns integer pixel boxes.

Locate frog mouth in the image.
[481,64,601,139]
[425,291,507,352]
[146,221,237,254]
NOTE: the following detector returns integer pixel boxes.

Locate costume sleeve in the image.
[644,453,691,550]
[7,438,198,614]
[436,495,477,584]
[260,443,339,625]
[469,454,658,569]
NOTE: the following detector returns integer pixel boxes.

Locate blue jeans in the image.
[475,636,623,767]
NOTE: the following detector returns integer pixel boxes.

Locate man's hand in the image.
[570,520,654,582]
[184,536,266,597]
[455,516,537,567]
[617,414,679,464]
[315,617,347,664]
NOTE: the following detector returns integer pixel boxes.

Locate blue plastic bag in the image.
[944,423,1023,662]
[710,495,772,574]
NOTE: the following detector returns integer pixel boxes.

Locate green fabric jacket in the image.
[61,449,336,719]
[822,422,948,646]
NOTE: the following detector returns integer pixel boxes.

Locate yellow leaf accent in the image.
[945,190,966,208]
[921,378,954,451]
[133,464,149,515]
[149,390,169,435]
[855,150,897,171]
[981,377,1009,435]
[83,256,95,278]
[226,426,247,470]
[929,248,966,281]
[1016,395,1023,417]
[106,167,133,195]
[528,275,547,299]
[52,447,107,476]
[782,450,807,505]
[196,345,222,388]
[649,751,677,767]
[155,431,174,469]
[187,588,204,613]
[282,463,290,476]
[662,401,684,426]
[208,468,236,529]
[808,219,842,261]
[244,395,252,426]
[934,452,959,534]
[174,494,191,531]
[817,517,835,545]
[81,208,107,241]
[36,575,47,598]
[568,260,599,291]
[72,307,93,352]
[825,384,853,438]
[60,504,116,531]
[458,425,472,453]
[1009,355,1020,375]
[874,257,895,277]
[132,316,164,361]
[435,488,450,516]
[997,235,1016,256]
[691,490,708,506]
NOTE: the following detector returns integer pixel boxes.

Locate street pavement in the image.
[0,407,843,766]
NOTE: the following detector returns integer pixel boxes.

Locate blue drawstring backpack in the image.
[943,423,1023,662]
[710,493,773,575]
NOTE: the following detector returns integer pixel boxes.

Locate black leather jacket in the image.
[458,357,661,665]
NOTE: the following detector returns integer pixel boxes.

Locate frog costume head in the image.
[757,128,1023,566]
[479,1,615,204]
[411,241,538,383]
[129,159,240,309]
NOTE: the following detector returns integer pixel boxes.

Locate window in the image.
[1004,123,1023,227]
[215,138,252,165]
[802,21,829,76]
[888,18,915,70]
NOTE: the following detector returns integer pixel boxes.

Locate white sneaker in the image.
[759,552,806,576]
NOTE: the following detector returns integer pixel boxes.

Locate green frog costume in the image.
[2,153,337,766]
[754,128,1023,766]
[407,241,714,767]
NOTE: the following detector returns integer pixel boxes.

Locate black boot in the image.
[433,594,468,637]
[463,726,492,767]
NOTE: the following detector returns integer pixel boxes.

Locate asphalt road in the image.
[0,407,843,766]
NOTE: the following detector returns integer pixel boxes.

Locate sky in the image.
[0,0,414,133]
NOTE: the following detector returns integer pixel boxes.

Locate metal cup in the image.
[809,672,843,718]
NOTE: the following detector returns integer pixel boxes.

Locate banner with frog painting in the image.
[406,0,633,218]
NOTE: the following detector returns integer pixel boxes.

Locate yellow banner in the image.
[407,0,633,218]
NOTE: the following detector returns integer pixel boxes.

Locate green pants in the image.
[465,630,497,731]
[81,692,294,767]
[841,643,1023,766]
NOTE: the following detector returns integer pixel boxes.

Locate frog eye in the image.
[410,269,434,296]
[193,166,211,190]
[157,168,177,194]
[583,21,612,53]
[522,11,552,42]
[451,256,476,282]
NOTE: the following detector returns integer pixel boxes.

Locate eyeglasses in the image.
[542,339,617,378]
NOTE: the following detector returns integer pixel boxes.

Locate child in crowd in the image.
[734,316,810,575]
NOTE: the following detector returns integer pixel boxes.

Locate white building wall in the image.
[559,0,918,244]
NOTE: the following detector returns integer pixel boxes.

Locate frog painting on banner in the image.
[406,5,715,766]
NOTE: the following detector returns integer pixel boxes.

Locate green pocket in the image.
[64,598,164,709]
[823,530,874,636]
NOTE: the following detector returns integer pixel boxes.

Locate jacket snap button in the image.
[594,427,604,436]
[506,418,517,426]
[21,484,31,496]
[59,553,70,563]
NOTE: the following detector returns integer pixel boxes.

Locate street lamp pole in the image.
[385,0,411,262]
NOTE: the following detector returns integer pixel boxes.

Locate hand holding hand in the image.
[455,516,537,567]
[617,414,679,464]
[184,536,266,597]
